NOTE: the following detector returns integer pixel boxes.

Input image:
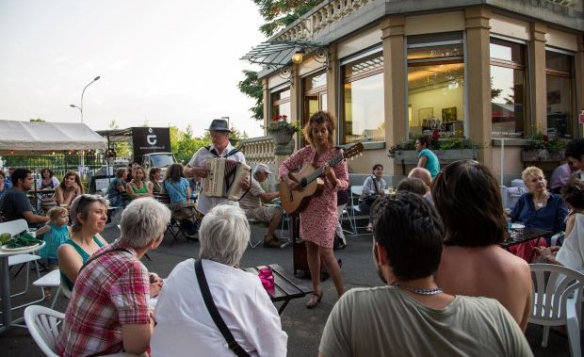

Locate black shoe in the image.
[263,238,280,248]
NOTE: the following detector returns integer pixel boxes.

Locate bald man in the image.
[408,167,433,204]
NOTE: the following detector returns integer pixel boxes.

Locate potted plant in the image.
[265,115,301,145]
[521,130,566,162]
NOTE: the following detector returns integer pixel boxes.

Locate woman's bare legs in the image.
[319,246,344,297]
[305,241,322,295]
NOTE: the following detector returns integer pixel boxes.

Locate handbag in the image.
[169,200,196,220]
[194,259,251,357]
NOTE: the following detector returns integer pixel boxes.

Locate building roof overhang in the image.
[240,40,328,70]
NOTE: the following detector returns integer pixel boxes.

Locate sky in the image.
[0,0,267,138]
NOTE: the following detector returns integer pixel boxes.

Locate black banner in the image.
[131,127,171,163]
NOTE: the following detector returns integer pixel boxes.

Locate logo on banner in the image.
[147,128,157,145]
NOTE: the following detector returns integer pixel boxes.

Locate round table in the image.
[0,241,45,333]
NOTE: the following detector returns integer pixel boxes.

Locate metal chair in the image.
[529,263,584,357]
[349,186,369,232]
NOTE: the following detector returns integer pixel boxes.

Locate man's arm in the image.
[21,210,49,224]
[259,191,280,202]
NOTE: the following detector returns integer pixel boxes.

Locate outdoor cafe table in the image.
[0,241,45,334]
[244,264,313,315]
[500,227,552,249]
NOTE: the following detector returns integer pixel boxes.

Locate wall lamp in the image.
[291,49,305,64]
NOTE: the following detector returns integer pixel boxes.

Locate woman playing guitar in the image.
[278,111,348,308]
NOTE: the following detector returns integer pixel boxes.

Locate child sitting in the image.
[37,206,71,299]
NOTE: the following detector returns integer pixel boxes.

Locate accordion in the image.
[203,158,251,200]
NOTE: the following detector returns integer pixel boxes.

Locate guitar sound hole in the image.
[300,178,308,188]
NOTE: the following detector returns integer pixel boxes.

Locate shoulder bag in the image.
[194,259,251,357]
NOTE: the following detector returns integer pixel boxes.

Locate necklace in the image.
[391,282,443,295]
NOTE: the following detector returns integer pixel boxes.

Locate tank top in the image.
[60,236,105,290]
[130,180,148,194]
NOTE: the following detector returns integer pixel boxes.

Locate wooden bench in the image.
[244,263,313,314]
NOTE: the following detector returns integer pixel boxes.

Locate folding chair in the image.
[154,193,193,245]
[349,186,369,232]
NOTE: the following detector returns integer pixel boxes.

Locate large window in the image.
[546,50,574,138]
[270,88,291,120]
[407,33,465,139]
[341,51,384,143]
[303,72,327,127]
[490,38,527,138]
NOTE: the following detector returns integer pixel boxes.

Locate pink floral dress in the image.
[279,146,349,248]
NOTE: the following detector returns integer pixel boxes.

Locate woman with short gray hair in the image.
[120,196,171,248]
[151,205,287,357]
[199,205,250,266]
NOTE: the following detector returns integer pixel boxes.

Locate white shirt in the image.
[188,143,246,215]
[151,259,288,357]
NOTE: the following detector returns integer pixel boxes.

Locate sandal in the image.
[306,292,323,309]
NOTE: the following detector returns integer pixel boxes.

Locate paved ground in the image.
[0,222,578,356]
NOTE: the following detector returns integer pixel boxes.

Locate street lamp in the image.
[69,75,100,177]
[70,75,100,124]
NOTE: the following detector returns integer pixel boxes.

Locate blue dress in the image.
[39,222,70,261]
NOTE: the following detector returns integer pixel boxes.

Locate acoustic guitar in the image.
[279,143,364,214]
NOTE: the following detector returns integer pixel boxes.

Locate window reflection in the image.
[271,89,291,120]
[341,52,384,143]
[407,39,465,139]
[546,51,573,138]
[490,38,527,138]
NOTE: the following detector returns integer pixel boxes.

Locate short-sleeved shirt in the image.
[163,178,190,204]
[56,242,151,357]
[319,286,533,357]
[188,143,246,215]
[418,148,440,178]
[0,187,33,221]
[239,178,264,210]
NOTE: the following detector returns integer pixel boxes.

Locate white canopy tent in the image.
[0,120,107,153]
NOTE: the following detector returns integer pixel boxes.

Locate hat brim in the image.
[206,128,232,133]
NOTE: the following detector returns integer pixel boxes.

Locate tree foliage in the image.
[238,70,264,121]
[252,0,323,36]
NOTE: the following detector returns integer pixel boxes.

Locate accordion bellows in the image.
[203,158,250,200]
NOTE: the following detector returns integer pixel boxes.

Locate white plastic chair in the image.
[24,305,64,357]
[33,269,66,309]
[529,263,584,357]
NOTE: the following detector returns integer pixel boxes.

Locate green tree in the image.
[108,119,132,160]
[238,70,264,121]
[29,118,45,122]
[252,0,323,36]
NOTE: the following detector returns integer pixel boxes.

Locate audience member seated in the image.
[36,167,60,191]
[107,168,128,208]
[408,167,433,203]
[549,162,576,194]
[56,198,170,357]
[57,194,109,292]
[239,163,283,248]
[54,171,84,207]
[565,138,584,172]
[162,163,198,240]
[358,164,386,231]
[433,160,532,331]
[510,166,568,249]
[126,165,152,200]
[318,192,531,356]
[148,167,163,194]
[0,169,10,200]
[396,177,427,196]
[0,168,49,227]
[151,205,288,357]
[535,178,584,269]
